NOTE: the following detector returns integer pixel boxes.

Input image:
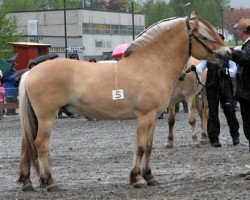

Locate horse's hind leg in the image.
[188,97,201,148]
[196,91,209,144]
[18,138,35,191]
[141,123,159,186]
[35,118,59,192]
[130,112,159,188]
[165,105,175,149]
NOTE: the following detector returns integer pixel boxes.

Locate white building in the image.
[11,9,145,60]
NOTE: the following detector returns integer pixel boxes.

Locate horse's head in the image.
[186,11,231,64]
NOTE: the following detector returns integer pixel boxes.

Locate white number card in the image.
[112,89,124,100]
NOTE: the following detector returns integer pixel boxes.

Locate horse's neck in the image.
[125,23,190,81]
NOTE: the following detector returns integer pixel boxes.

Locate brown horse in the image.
[165,57,209,148]
[18,12,231,191]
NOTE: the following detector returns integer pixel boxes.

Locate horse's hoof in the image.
[164,143,173,149]
[147,178,160,186]
[132,179,148,188]
[22,185,34,192]
[47,184,60,192]
[21,179,34,192]
[192,143,201,148]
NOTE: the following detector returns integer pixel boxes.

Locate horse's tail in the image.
[19,72,39,172]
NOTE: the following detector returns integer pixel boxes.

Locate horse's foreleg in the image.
[18,138,34,191]
[35,118,59,192]
[130,112,158,188]
[188,97,201,148]
[165,106,175,148]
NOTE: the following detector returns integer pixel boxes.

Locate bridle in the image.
[185,17,214,57]
[184,17,223,87]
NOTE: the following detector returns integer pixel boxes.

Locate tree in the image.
[167,0,230,28]
[0,4,22,58]
[224,8,250,34]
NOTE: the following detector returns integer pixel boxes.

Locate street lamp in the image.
[64,0,68,58]
[131,1,135,40]
[220,4,224,36]
[181,2,191,17]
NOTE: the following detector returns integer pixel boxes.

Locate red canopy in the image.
[111,43,130,58]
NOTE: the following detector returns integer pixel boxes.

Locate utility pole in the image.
[64,0,68,58]
[181,1,191,17]
[220,5,224,36]
[132,1,135,40]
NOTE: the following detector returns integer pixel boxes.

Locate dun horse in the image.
[18,12,231,191]
[165,57,209,148]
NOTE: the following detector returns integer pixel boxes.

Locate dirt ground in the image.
[1,109,250,200]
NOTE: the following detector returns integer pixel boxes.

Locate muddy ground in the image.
[0,109,250,200]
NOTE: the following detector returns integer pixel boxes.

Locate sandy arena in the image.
[0,110,250,199]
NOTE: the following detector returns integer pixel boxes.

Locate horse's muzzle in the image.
[214,48,232,63]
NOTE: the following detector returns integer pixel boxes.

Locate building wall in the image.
[11,9,145,60]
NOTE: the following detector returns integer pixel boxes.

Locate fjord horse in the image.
[165,57,209,148]
[18,12,231,191]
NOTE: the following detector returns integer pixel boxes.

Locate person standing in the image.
[3,64,18,115]
[0,70,6,119]
[231,18,250,147]
[230,18,250,179]
[192,34,240,147]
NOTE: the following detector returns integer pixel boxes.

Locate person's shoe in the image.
[232,137,240,146]
[239,171,250,177]
[210,138,222,147]
[212,141,222,147]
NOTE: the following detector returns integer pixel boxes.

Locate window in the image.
[83,23,144,36]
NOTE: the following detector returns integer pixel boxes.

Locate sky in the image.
[230,0,250,8]
[139,0,250,9]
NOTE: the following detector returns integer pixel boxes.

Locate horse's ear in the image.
[190,11,198,31]
[190,11,196,18]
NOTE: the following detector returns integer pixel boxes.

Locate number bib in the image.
[112,89,124,100]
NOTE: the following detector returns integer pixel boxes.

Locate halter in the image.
[185,17,221,87]
[185,17,214,57]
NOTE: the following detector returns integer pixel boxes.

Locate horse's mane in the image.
[124,16,218,58]
[124,17,179,57]
[195,17,217,42]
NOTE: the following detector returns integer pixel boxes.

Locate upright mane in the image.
[124,17,181,57]
[124,16,220,58]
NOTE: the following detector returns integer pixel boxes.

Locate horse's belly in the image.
[76,103,136,120]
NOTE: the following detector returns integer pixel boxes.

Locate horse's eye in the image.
[200,36,207,40]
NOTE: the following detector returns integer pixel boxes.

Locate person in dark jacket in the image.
[195,60,239,147]
[230,18,250,180]
[193,34,240,147]
[231,18,250,145]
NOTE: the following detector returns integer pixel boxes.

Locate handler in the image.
[230,18,250,180]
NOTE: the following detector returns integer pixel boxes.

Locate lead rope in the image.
[114,62,119,120]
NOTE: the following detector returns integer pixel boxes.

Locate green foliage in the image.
[2,0,82,11]
[145,0,230,28]
[0,5,23,59]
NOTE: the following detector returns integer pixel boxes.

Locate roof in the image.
[7,42,51,47]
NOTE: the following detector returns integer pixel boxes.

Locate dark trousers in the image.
[5,96,17,115]
[206,77,239,142]
[239,101,250,146]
